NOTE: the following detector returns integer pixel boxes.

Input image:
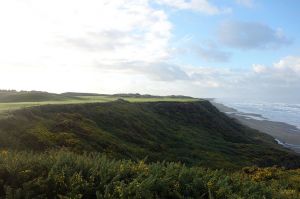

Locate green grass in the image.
[0,90,74,103]
[0,90,199,115]
[0,96,199,114]
[79,96,199,102]
[0,98,105,113]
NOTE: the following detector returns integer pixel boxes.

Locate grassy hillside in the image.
[0,100,299,169]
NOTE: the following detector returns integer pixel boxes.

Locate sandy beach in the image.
[211,101,300,153]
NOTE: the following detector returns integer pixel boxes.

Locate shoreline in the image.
[210,100,300,153]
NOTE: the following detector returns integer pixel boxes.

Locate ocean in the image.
[216,99,300,129]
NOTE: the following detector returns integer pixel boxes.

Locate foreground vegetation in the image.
[1,150,300,199]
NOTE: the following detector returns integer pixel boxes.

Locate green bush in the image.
[0,150,300,199]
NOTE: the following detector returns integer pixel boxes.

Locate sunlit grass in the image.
[0,96,200,114]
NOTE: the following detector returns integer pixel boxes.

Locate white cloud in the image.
[236,0,254,7]
[218,21,291,50]
[194,45,231,62]
[95,61,190,81]
[252,64,267,73]
[155,0,230,15]
[252,56,300,76]
[0,0,180,93]
[0,0,172,68]
[0,0,230,94]
[274,56,300,74]
[174,56,300,101]
[245,56,300,101]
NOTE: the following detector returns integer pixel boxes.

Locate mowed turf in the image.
[0,96,199,114]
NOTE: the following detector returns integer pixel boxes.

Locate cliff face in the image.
[0,100,299,169]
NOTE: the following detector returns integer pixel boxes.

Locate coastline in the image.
[210,100,300,153]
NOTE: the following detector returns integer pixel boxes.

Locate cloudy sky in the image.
[0,0,299,102]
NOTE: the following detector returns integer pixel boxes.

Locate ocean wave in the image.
[217,100,300,129]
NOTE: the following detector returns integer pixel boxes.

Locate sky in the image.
[0,0,300,102]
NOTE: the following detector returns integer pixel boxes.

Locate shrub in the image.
[0,150,300,198]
